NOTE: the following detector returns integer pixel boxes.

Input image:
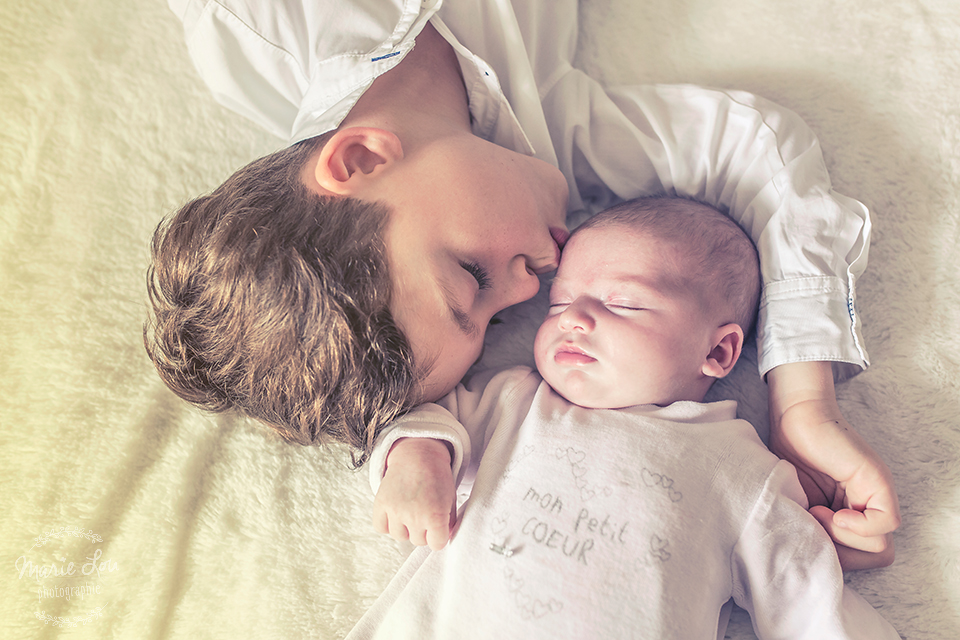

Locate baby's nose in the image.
[557,300,595,332]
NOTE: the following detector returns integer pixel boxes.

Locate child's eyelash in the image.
[460,261,492,290]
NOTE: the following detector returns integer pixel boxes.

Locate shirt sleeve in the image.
[169,0,310,140]
[730,461,900,639]
[544,80,870,379]
[168,0,429,142]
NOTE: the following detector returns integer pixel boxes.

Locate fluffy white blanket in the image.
[2,1,958,638]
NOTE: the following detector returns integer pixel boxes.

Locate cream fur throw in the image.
[2,1,958,638]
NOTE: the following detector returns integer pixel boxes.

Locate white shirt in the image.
[168,0,871,378]
[351,367,901,639]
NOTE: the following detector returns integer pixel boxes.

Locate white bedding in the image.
[2,1,958,638]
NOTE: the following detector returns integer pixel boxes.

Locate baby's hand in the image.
[373,438,457,551]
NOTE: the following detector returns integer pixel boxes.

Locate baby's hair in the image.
[576,196,761,336]
[145,136,421,467]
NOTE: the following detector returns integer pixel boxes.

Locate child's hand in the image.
[767,362,900,570]
[373,438,457,551]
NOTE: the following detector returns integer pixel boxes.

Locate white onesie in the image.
[349,367,900,640]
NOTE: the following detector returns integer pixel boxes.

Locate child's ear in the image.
[312,127,403,195]
[701,323,745,379]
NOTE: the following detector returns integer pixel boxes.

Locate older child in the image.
[352,197,900,639]
[151,0,897,566]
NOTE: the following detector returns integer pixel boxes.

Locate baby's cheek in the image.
[532,324,552,364]
[532,345,552,381]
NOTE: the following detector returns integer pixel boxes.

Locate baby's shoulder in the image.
[462,365,540,396]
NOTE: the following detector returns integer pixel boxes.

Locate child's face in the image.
[534,224,718,409]
[381,135,570,401]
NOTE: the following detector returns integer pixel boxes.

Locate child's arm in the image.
[767,361,899,570]
[372,437,457,551]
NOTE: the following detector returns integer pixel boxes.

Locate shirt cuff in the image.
[756,276,869,381]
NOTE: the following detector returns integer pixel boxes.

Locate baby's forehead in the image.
[553,233,702,298]
[565,220,669,252]
[559,224,690,272]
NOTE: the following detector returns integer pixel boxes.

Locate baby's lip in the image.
[557,342,589,356]
[554,342,596,365]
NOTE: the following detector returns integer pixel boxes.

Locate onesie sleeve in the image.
[730,461,900,639]
[367,367,535,495]
[547,81,870,379]
[366,403,472,496]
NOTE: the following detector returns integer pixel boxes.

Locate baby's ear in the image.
[701,324,744,379]
[311,127,403,195]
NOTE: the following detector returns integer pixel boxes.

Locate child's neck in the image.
[341,22,471,145]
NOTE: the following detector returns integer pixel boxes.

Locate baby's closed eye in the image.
[605,299,644,311]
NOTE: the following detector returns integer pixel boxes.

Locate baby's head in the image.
[534,196,760,409]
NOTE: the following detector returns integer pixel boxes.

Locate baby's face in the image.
[534,224,717,409]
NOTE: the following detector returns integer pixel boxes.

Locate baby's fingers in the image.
[386,515,411,544]
[424,506,458,551]
[373,506,452,550]
[373,507,413,544]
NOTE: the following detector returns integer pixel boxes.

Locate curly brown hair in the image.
[144,137,421,466]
